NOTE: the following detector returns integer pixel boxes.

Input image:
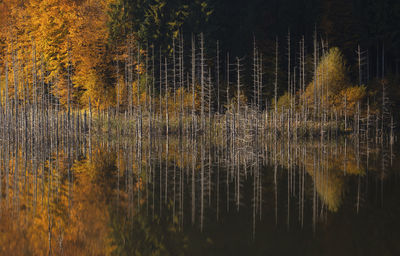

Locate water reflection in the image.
[0,131,398,255]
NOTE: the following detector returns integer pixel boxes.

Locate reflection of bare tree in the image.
[0,108,397,254]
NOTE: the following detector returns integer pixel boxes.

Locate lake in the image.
[0,121,398,255]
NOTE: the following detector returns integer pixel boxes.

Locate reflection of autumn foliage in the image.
[0,139,198,254]
[272,140,367,212]
[0,138,391,254]
[0,208,44,255]
[64,148,117,255]
[303,145,364,212]
[0,146,120,255]
[109,202,189,255]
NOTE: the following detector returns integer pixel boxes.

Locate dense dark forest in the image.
[117,0,400,78]
[111,0,400,82]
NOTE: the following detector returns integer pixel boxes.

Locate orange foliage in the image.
[0,0,115,109]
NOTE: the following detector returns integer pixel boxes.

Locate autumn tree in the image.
[303,47,366,116]
[0,0,117,108]
[70,0,115,109]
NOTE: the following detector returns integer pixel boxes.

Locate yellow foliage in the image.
[150,85,201,116]
[226,89,248,112]
[276,92,295,112]
[333,85,366,116]
[0,0,115,108]
[70,0,113,109]
[303,47,365,116]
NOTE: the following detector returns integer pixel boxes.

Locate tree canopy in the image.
[0,0,398,110]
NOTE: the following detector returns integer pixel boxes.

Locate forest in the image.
[0,0,399,116]
[0,1,400,255]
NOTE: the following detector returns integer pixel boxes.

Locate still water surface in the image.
[0,133,399,255]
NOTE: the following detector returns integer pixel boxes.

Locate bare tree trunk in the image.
[191,35,196,138]
[274,37,278,139]
[216,40,220,113]
[200,33,205,131]
[165,57,169,136]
